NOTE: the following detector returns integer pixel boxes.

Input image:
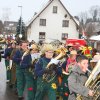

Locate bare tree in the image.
[86,22,95,37]
[89,5,100,22]
[78,5,100,38]
[78,11,88,27]
[78,12,88,38]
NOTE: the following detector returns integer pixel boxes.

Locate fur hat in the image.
[42,44,54,53]
[90,54,100,62]
[70,50,77,55]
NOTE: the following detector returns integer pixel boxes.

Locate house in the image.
[0,20,4,34]
[85,22,100,51]
[3,21,18,39]
[26,0,79,43]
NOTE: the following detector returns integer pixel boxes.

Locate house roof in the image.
[4,21,18,27]
[26,0,79,27]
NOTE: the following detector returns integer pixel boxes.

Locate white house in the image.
[26,0,79,43]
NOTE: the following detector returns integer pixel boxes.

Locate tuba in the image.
[76,60,100,100]
[42,47,67,83]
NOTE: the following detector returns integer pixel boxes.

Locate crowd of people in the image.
[2,39,100,100]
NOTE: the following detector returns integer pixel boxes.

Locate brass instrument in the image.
[22,50,40,73]
[21,50,30,60]
[76,60,100,100]
[0,38,5,44]
[43,47,67,83]
[29,53,40,73]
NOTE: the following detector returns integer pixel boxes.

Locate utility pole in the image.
[18,6,22,38]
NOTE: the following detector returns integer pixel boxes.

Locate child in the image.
[68,55,94,100]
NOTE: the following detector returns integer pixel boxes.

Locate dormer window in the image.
[53,6,57,13]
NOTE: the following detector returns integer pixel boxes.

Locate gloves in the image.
[49,58,60,65]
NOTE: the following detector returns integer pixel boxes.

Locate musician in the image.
[90,54,100,69]
[9,42,17,88]
[68,55,94,100]
[66,50,77,73]
[4,43,13,82]
[20,44,40,100]
[57,51,77,100]
[67,44,74,55]
[13,41,28,100]
[34,44,62,100]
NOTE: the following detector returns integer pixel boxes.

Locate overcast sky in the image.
[0,0,100,23]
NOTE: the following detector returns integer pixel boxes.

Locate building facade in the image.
[3,21,17,39]
[26,0,79,43]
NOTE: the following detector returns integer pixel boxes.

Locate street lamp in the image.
[18,6,23,39]
[18,6,22,17]
[19,34,22,38]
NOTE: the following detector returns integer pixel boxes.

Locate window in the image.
[53,6,57,13]
[40,19,46,26]
[62,33,68,40]
[62,20,69,27]
[39,32,45,39]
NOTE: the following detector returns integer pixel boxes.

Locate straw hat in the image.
[90,54,100,62]
[70,50,77,55]
[30,44,39,50]
[42,44,54,53]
